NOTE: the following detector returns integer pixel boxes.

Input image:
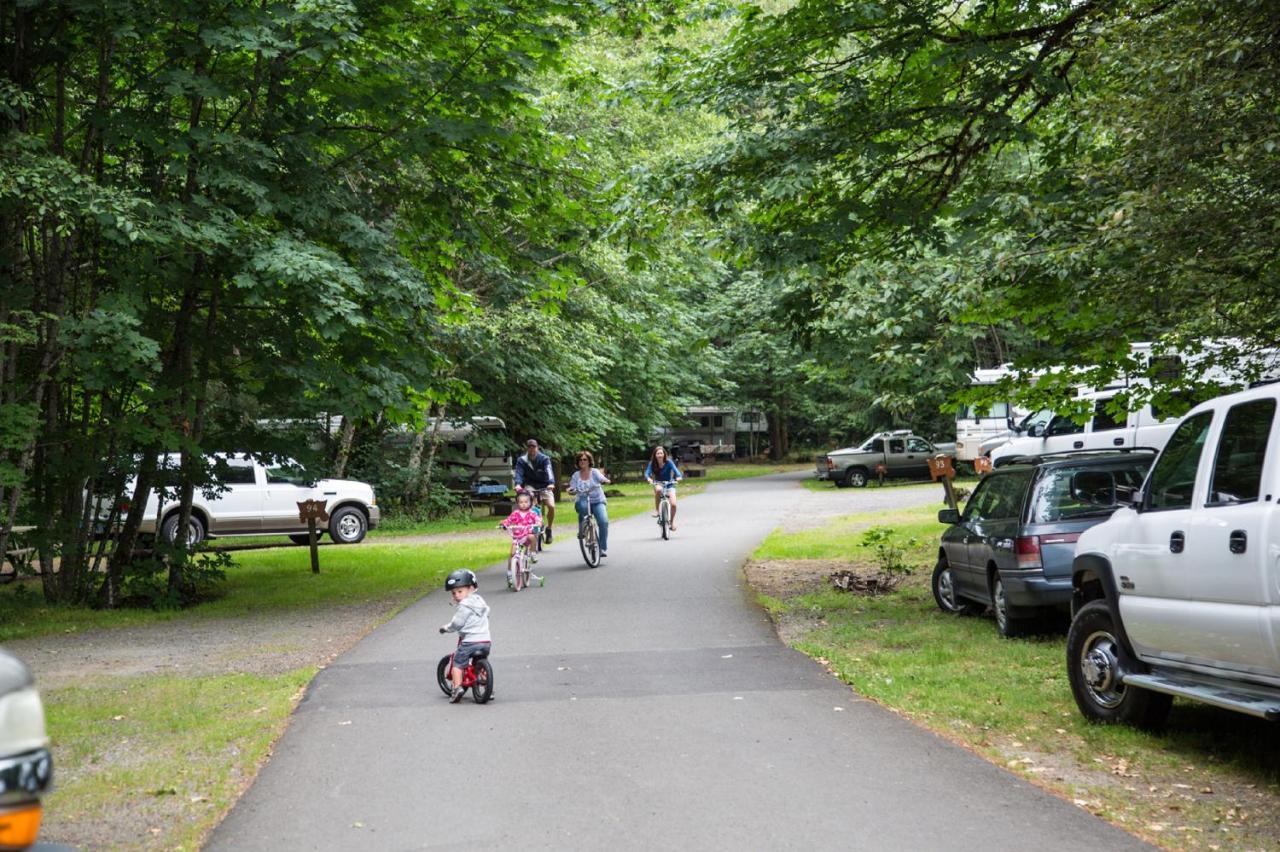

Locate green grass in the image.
[752,505,1280,849]
[41,669,313,851]
[695,461,811,481]
[0,538,508,642]
[754,504,944,562]
[801,475,979,492]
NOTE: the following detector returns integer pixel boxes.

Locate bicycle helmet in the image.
[444,569,478,591]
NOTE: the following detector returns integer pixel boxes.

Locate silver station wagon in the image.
[933,452,1154,637]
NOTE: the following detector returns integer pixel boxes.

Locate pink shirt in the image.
[503,509,540,540]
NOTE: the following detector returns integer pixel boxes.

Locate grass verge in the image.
[43,668,314,851]
[800,474,980,492]
[0,539,507,642]
[750,504,1280,851]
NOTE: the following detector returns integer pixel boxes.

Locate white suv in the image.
[1067,382,1280,727]
[113,454,380,546]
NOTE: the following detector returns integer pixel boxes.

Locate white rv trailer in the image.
[953,365,1032,462]
[984,341,1280,464]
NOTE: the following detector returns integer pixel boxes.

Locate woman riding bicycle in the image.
[644,445,683,531]
[569,451,610,558]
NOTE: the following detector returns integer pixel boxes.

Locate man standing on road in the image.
[514,438,556,543]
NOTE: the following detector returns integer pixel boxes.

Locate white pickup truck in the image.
[1067,381,1280,727]
[990,392,1179,467]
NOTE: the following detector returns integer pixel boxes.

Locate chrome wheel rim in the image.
[168,519,201,545]
[1079,629,1125,709]
[337,513,362,540]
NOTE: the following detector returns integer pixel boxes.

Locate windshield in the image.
[1029,463,1150,523]
[956,402,1012,421]
[1019,408,1053,432]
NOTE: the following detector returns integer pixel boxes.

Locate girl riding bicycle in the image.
[644,445,683,531]
[569,451,610,558]
[500,491,541,585]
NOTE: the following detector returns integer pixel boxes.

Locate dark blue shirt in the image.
[514,452,554,489]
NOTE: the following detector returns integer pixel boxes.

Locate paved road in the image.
[209,473,1146,851]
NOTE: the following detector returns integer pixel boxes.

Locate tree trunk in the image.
[333,417,356,479]
[767,409,783,461]
[169,276,218,596]
[420,403,448,498]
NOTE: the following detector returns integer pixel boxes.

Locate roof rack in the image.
[1000,447,1159,467]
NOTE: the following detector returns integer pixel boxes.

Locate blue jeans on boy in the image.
[575,496,609,552]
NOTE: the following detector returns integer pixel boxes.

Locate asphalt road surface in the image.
[209,473,1148,851]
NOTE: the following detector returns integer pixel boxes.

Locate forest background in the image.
[2,0,1277,606]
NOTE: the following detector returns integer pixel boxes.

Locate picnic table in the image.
[2,525,36,584]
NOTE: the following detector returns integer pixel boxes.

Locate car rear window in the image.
[1029,462,1150,523]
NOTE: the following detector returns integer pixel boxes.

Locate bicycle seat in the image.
[471,646,490,660]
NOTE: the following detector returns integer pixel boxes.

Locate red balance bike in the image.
[436,637,493,704]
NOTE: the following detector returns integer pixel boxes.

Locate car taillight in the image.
[825,458,833,470]
[117,499,130,514]
[1015,535,1043,569]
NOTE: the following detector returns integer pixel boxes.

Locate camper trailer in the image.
[656,406,767,461]
[954,366,1032,462]
[410,416,513,493]
[982,341,1280,464]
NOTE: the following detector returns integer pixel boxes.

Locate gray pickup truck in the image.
[816,430,956,488]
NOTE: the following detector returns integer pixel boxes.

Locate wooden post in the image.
[307,518,319,574]
[928,455,959,511]
[297,500,330,574]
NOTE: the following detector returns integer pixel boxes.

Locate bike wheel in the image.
[436,655,454,696]
[659,499,669,540]
[513,554,525,592]
[579,520,600,568]
[472,660,493,704]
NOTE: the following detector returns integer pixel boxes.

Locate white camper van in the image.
[983,341,1280,465]
[990,392,1179,466]
[954,366,1032,462]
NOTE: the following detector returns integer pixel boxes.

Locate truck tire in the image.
[844,467,869,488]
[1066,601,1172,728]
[833,470,851,488]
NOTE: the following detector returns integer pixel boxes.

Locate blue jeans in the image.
[575,496,609,552]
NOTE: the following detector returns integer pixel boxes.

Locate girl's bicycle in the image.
[570,487,601,568]
[501,524,545,592]
[436,637,493,704]
[655,480,676,540]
